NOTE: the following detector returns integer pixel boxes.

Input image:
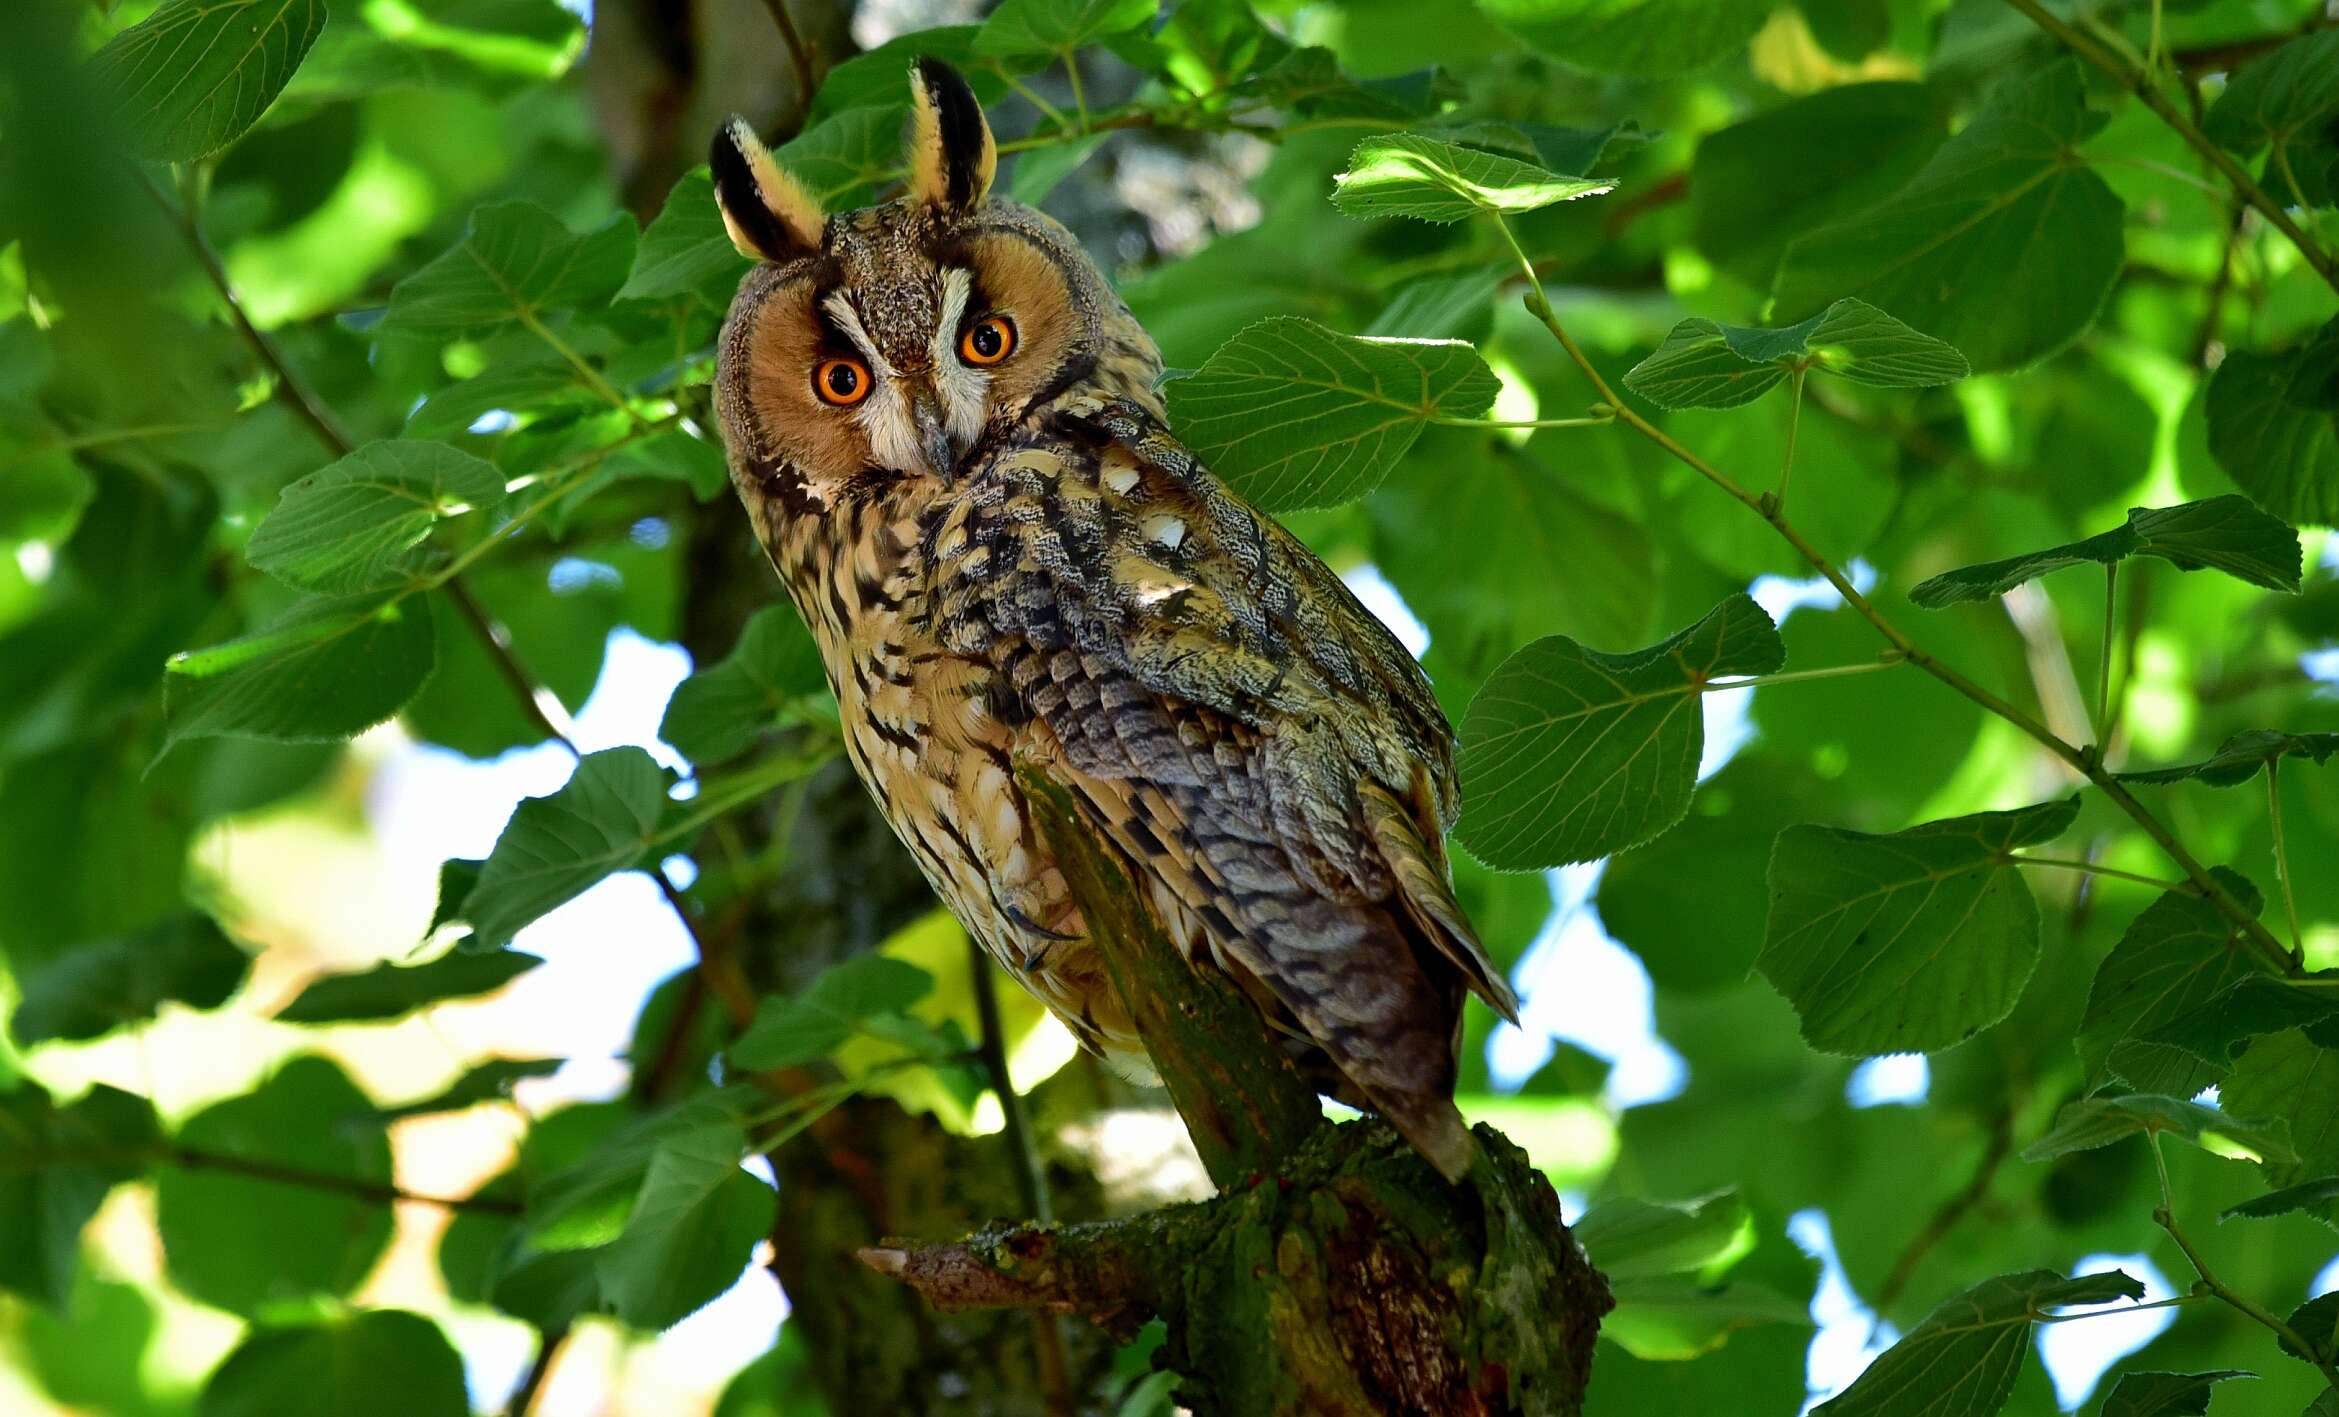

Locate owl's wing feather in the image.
[938,397,1514,1181]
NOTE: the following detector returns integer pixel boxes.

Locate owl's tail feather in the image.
[1386,1092,1481,1185]
[1360,779,1521,1027]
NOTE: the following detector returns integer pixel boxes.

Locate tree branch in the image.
[140,1144,521,1215]
[2002,0,2339,296]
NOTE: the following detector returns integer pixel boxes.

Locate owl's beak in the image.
[909,386,959,483]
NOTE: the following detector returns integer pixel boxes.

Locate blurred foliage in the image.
[2,0,2339,1413]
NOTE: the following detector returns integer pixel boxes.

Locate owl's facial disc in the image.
[815,266,1000,483]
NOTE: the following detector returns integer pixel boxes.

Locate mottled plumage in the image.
[709,59,1517,1181]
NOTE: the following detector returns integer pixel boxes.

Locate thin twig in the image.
[968,933,1074,1415]
[1489,211,2295,976]
[1779,368,1806,506]
[756,0,820,138]
[1871,1109,2015,1328]
[2149,1132,2339,1388]
[2010,856,2189,893]
[2003,0,2339,296]
[2268,761,2304,961]
[2191,201,2248,367]
[141,170,356,459]
[502,1326,567,1417]
[2096,563,2117,742]
[6,1144,531,1214]
[445,576,585,753]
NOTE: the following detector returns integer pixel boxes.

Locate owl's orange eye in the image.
[813,357,871,406]
[959,314,1017,366]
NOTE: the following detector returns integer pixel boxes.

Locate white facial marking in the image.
[1141,513,1187,549]
[930,266,990,447]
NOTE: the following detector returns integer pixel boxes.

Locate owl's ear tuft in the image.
[906,57,995,212]
[711,116,824,262]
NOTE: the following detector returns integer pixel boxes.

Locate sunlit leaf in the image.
[9,914,250,1047]
[1809,1269,2145,1417]
[89,0,328,162]
[463,748,671,950]
[1774,62,2124,374]
[1908,497,2303,608]
[275,948,541,1024]
[1478,0,1772,77]
[381,202,635,333]
[731,956,936,1070]
[620,168,743,305]
[1574,1191,1751,1281]
[1163,316,1498,510]
[1757,798,2078,1055]
[245,441,506,594]
[1455,594,1783,870]
[0,1083,156,1307]
[369,1058,563,1123]
[1623,297,1967,410]
[1599,1276,1811,1362]
[1332,132,1613,223]
[156,1056,391,1315]
[163,593,437,750]
[974,0,1159,60]
[2019,1093,2296,1164]
[596,1115,775,1329]
[200,1310,467,1417]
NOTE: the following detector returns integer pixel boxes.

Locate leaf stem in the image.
[1486,210,2297,975]
[142,169,356,459]
[1779,367,1806,506]
[1062,53,1091,131]
[2008,856,2188,893]
[501,1326,567,1417]
[1429,412,1615,430]
[2097,562,2117,744]
[2003,0,2339,296]
[515,306,636,422]
[996,67,1070,131]
[2149,1132,2339,1386]
[0,1143,524,1214]
[2268,760,2304,962]
[1705,656,1905,692]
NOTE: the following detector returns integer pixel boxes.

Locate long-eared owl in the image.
[707,58,1517,1182]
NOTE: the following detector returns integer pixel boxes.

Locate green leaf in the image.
[275,948,541,1024]
[764,106,905,210]
[524,1095,743,1251]
[2204,319,2339,528]
[2201,30,2339,157]
[620,168,744,305]
[731,956,936,1070]
[2220,1176,2339,1223]
[404,359,587,440]
[244,440,507,594]
[163,592,437,750]
[1810,1269,2146,1417]
[381,202,636,333]
[10,913,251,1046]
[0,450,92,545]
[2076,873,2273,1097]
[1478,0,1771,77]
[1774,62,2124,374]
[0,1083,157,1307]
[1757,798,2079,1055]
[2279,1293,2338,1368]
[199,1310,467,1417]
[2118,730,2339,787]
[156,1056,392,1315]
[660,607,829,767]
[89,0,329,162]
[1622,297,1968,410]
[462,748,672,950]
[1162,316,1499,511]
[974,0,1159,59]
[596,1115,776,1329]
[1574,1191,1751,1282]
[1908,497,2303,608]
[2221,1029,2339,1220]
[2117,974,2339,1096]
[370,1058,563,1122]
[2098,1370,2254,1417]
[1692,82,1945,289]
[2020,1094,2296,1165]
[1332,132,1613,223]
[1454,594,1784,870]
[1598,1275,1813,1362]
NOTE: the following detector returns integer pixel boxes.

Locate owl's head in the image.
[710,58,1160,509]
